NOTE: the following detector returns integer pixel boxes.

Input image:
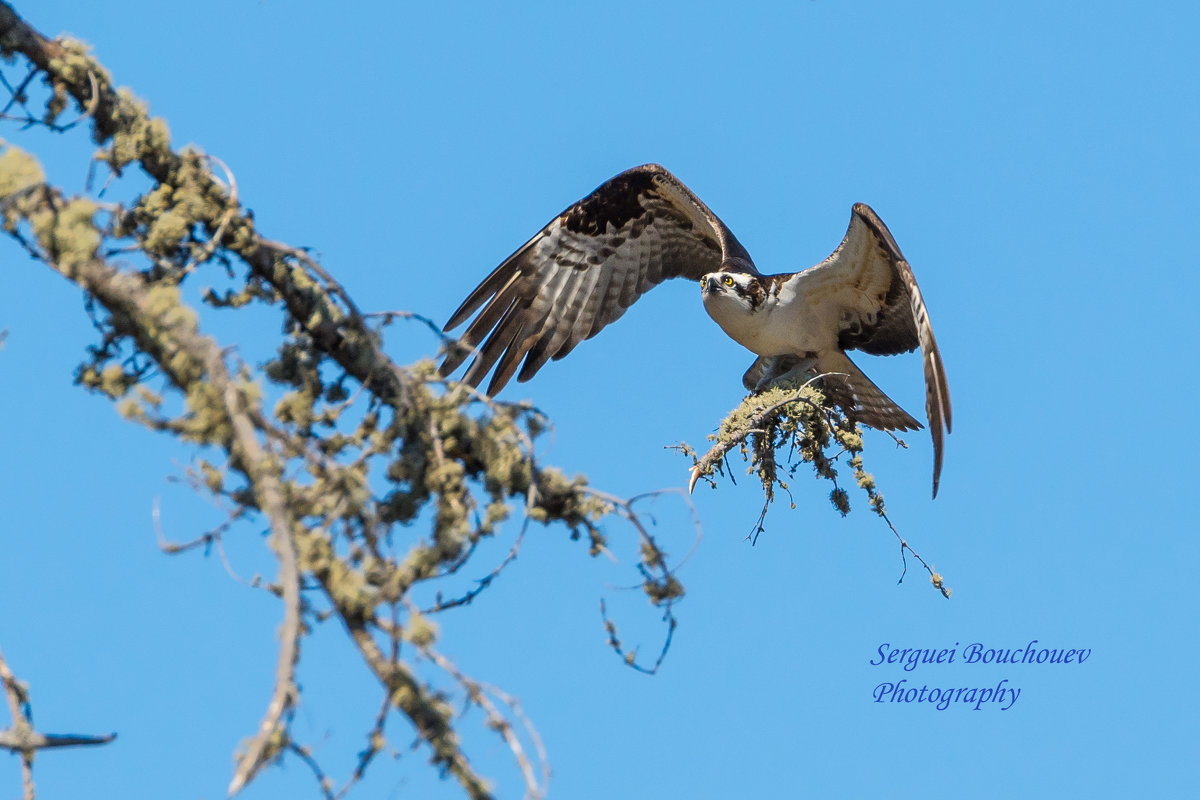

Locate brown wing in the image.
[797,203,952,497]
[440,164,756,394]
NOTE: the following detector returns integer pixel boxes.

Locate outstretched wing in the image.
[796,204,952,497]
[440,164,755,395]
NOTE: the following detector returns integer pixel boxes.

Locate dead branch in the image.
[0,645,117,800]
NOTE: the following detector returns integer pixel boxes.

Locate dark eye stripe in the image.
[729,277,765,308]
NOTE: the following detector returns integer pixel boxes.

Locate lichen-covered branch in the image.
[0,3,688,797]
[681,376,952,598]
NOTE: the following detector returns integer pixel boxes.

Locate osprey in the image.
[439,164,952,497]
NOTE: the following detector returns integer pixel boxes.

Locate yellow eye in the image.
[723,276,734,287]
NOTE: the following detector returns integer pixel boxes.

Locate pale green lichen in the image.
[0,143,44,197]
[686,377,876,524]
[29,198,100,278]
[405,612,439,647]
[46,38,98,85]
[143,207,189,254]
[97,88,171,171]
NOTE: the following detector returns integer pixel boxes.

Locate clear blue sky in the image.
[2,1,1197,797]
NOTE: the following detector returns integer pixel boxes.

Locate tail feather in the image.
[815,351,922,432]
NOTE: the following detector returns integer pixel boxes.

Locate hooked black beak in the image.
[702,275,719,293]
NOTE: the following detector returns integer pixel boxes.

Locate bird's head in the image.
[700,270,766,312]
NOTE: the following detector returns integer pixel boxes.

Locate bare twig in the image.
[333,693,393,800]
[600,599,678,676]
[0,645,117,800]
[421,523,529,614]
[288,741,336,800]
[876,510,952,598]
[420,643,549,800]
[583,488,689,674]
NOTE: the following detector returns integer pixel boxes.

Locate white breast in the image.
[700,276,840,357]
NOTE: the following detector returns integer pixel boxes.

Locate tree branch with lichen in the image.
[0,3,690,797]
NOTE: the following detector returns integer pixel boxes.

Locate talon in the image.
[688,466,702,494]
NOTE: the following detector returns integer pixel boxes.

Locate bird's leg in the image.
[751,355,818,394]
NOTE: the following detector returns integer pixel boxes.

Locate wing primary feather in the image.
[912,289,951,498]
[516,298,574,380]
[443,248,530,332]
[438,283,521,377]
[927,354,946,499]
[462,302,525,388]
[924,338,952,498]
[488,322,533,395]
[933,346,952,433]
[506,255,581,380]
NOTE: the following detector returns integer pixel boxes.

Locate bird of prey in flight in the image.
[439,164,952,496]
